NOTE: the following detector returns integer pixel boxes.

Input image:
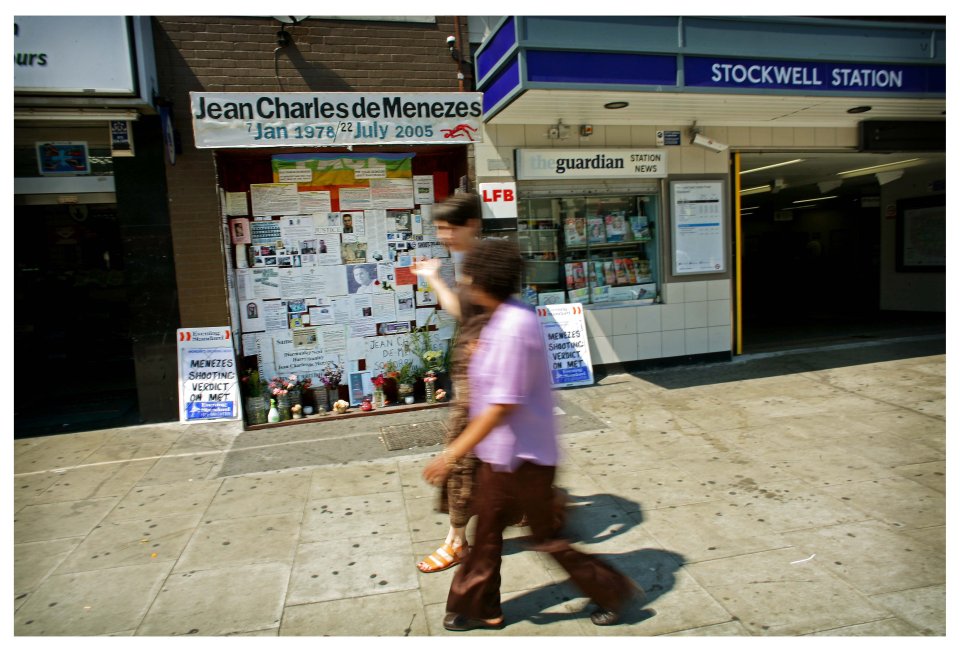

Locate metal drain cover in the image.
[379,420,448,451]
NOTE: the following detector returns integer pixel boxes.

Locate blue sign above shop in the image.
[684,56,945,94]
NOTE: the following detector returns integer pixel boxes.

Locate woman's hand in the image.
[411,258,441,280]
[422,454,450,487]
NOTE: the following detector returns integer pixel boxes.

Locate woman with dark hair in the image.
[422,239,642,631]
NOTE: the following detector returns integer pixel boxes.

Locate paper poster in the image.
[316,324,347,353]
[280,216,316,252]
[363,209,389,263]
[251,268,281,299]
[394,266,417,287]
[416,307,437,326]
[240,298,265,332]
[370,178,415,209]
[309,304,335,326]
[251,220,282,247]
[225,191,249,216]
[346,263,379,294]
[262,299,288,332]
[292,327,319,349]
[339,187,373,210]
[251,183,300,216]
[349,371,373,405]
[413,175,435,204]
[340,211,364,236]
[373,291,397,322]
[396,286,415,321]
[298,190,332,215]
[315,212,344,235]
[278,267,308,298]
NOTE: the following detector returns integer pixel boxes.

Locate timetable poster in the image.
[670,180,726,275]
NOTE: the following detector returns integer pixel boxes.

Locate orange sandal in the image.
[417,543,467,573]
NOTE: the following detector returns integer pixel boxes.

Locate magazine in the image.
[604,212,627,243]
[587,216,606,244]
[603,261,617,286]
[629,214,650,240]
[614,258,629,285]
[563,217,586,246]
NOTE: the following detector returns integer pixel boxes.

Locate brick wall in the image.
[152,16,469,327]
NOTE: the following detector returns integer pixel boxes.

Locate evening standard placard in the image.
[177,327,241,423]
[537,304,594,388]
[191,92,483,148]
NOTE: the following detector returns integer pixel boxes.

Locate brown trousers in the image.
[446,461,634,620]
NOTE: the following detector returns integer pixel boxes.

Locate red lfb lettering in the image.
[482,188,513,202]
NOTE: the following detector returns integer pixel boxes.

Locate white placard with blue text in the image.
[190,92,484,148]
[537,304,594,388]
[177,327,241,423]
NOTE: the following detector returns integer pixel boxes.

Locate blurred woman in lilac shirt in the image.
[423,238,641,631]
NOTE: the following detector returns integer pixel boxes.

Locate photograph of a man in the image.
[347,263,378,294]
[342,212,355,234]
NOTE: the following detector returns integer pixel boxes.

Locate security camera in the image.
[446,35,456,47]
[691,133,729,152]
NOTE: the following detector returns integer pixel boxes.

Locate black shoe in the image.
[443,612,505,631]
[590,606,621,626]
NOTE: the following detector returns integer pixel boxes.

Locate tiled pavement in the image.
[12,337,947,636]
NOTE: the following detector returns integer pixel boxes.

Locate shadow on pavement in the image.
[628,336,945,390]
[500,547,684,628]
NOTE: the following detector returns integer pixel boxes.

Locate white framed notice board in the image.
[670,179,726,275]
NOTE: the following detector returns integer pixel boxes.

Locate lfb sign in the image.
[479,182,517,219]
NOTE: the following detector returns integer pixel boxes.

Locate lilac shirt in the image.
[468,299,558,472]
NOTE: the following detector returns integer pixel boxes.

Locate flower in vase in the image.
[435,389,447,401]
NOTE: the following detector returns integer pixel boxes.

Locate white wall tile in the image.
[589,336,617,365]
[706,279,731,300]
[683,281,707,302]
[661,282,684,304]
[685,327,710,355]
[524,124,552,147]
[661,303,685,330]
[749,127,773,146]
[584,306,613,338]
[707,299,732,326]
[613,334,638,361]
[611,307,638,336]
[709,326,733,352]
[684,302,708,328]
[636,305,662,333]
[637,332,662,360]
[661,330,685,357]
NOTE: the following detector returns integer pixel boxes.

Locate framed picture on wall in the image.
[896,195,945,272]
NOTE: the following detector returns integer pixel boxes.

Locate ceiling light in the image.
[603,101,629,110]
[740,159,804,175]
[837,158,922,178]
[793,195,837,204]
[741,206,759,211]
[739,185,771,196]
[847,106,872,114]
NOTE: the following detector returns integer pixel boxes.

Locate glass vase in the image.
[245,396,267,425]
[277,394,292,421]
[425,379,436,404]
[288,388,302,409]
[373,388,386,408]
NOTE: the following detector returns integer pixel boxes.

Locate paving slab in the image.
[173,512,302,572]
[14,497,121,544]
[14,561,174,635]
[136,562,289,636]
[281,589,430,636]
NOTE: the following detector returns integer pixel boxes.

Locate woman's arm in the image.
[410,258,461,320]
[421,403,517,485]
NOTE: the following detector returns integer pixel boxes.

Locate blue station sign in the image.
[685,56,945,94]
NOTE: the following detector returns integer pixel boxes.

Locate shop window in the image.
[517,194,660,306]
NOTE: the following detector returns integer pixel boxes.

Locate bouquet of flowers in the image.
[321,363,343,389]
[422,350,444,373]
[423,369,438,383]
[372,373,385,388]
[268,375,296,397]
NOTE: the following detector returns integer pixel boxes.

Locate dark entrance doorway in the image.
[737,152,945,354]
[14,202,141,437]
